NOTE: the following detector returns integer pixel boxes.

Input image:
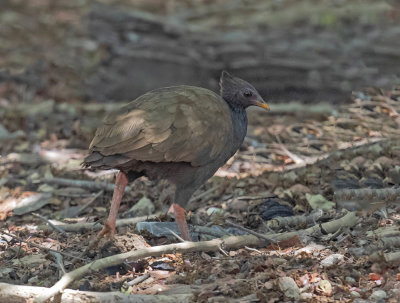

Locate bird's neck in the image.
[229,105,248,145]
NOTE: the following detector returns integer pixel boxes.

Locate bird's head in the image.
[219,71,269,111]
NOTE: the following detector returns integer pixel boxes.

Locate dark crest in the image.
[219,71,239,95]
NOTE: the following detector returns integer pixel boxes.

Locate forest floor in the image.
[1,1,400,302]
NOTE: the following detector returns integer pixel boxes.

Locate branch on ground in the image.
[40,177,129,193]
[38,213,162,233]
[33,211,357,303]
[0,283,192,303]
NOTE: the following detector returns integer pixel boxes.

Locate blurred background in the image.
[1,0,399,105]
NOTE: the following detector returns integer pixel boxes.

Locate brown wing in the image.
[89,86,233,166]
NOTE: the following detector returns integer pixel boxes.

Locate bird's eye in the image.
[244,91,253,97]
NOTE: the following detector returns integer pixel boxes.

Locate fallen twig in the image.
[335,187,400,212]
[192,225,229,238]
[34,235,259,303]
[0,282,192,303]
[50,251,66,276]
[225,221,274,243]
[166,228,185,242]
[283,137,387,171]
[382,251,400,263]
[125,273,151,286]
[244,246,262,254]
[186,184,222,210]
[39,177,129,193]
[335,187,400,201]
[366,226,400,239]
[33,211,357,303]
[32,213,66,234]
[275,135,306,165]
[62,190,104,218]
[0,231,85,261]
[350,236,400,258]
[218,246,229,256]
[265,211,324,230]
[38,213,162,233]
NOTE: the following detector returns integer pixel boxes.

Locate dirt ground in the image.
[1,1,400,302]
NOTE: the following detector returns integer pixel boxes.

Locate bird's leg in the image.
[90,172,128,248]
[168,203,191,241]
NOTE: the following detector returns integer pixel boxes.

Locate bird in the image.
[83,71,269,243]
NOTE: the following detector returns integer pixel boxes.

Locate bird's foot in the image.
[168,203,191,241]
[87,172,127,250]
[88,221,116,250]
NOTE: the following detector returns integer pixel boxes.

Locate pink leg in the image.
[168,203,191,241]
[90,172,128,248]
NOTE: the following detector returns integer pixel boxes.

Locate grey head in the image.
[219,71,270,111]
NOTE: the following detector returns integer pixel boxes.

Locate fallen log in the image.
[0,283,192,303]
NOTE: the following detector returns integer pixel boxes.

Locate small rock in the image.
[351,290,361,298]
[388,166,400,184]
[369,290,387,301]
[295,243,325,255]
[271,258,288,266]
[288,184,311,195]
[370,263,383,274]
[28,172,40,180]
[345,276,356,283]
[357,239,368,246]
[283,171,297,183]
[0,124,24,141]
[277,277,300,300]
[351,269,362,279]
[28,276,39,284]
[306,193,335,211]
[207,207,226,221]
[299,292,312,300]
[368,144,383,156]
[264,281,274,290]
[126,196,154,216]
[227,198,248,211]
[318,280,332,296]
[0,124,9,136]
[320,254,344,267]
[389,288,400,297]
[350,156,367,167]
[0,268,13,278]
[14,193,52,215]
[7,152,44,165]
[208,274,216,282]
[207,207,225,220]
[201,252,212,261]
[94,207,106,213]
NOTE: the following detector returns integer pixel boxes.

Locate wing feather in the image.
[89,86,233,166]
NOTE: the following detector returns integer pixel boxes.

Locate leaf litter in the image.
[2,83,400,301]
[1,1,400,302]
